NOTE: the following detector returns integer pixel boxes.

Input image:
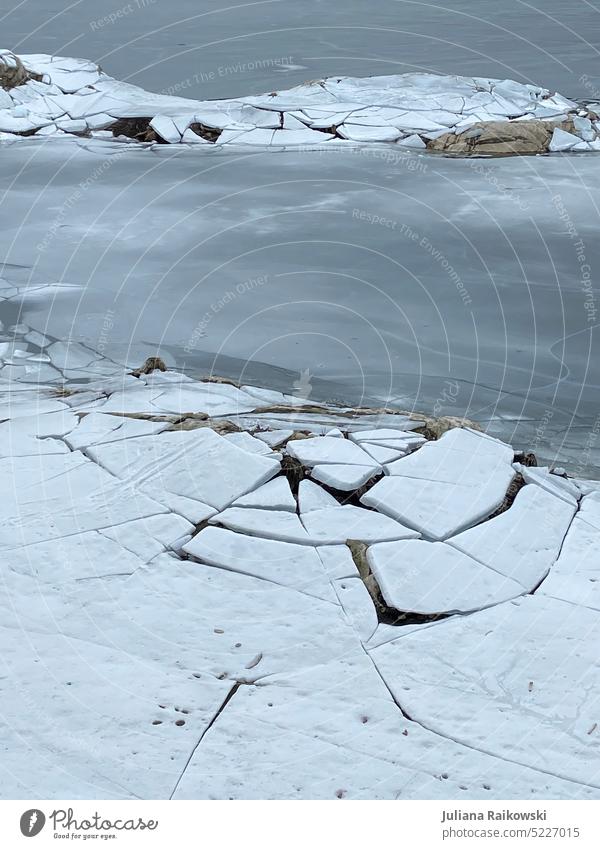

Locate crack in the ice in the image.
[231,663,597,797]
[363,642,600,792]
[80,446,121,478]
[184,551,340,607]
[530,491,581,595]
[311,484,594,790]
[169,681,242,800]
[5,511,169,552]
[75,572,135,581]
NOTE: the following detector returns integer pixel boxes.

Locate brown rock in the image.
[108,117,154,141]
[416,415,482,440]
[0,53,37,89]
[188,122,222,142]
[130,356,168,377]
[427,119,563,156]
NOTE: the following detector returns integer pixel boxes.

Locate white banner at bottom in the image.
[0,800,597,848]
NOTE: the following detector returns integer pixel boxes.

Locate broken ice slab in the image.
[312,463,381,491]
[183,525,336,602]
[86,427,280,512]
[231,476,296,511]
[448,484,576,590]
[371,595,600,788]
[286,435,379,466]
[367,539,523,614]
[300,505,419,544]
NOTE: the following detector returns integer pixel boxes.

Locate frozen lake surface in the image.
[2,0,600,101]
[2,0,600,804]
[2,370,599,799]
[1,0,599,473]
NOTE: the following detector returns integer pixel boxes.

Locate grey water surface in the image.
[0,1,599,472]
[2,0,600,100]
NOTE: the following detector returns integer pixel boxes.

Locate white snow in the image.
[448,484,576,589]
[549,127,582,152]
[86,427,280,512]
[362,428,515,539]
[368,539,524,614]
[0,49,594,157]
[209,506,311,544]
[183,525,336,602]
[286,435,379,466]
[371,595,600,788]
[0,451,166,549]
[300,504,419,544]
[312,463,381,491]
[0,346,598,800]
[232,476,296,511]
[298,478,340,512]
[539,501,600,611]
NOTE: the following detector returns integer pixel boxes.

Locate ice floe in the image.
[371,595,600,788]
[86,428,280,512]
[298,478,340,512]
[448,484,576,590]
[183,525,335,602]
[312,462,381,491]
[64,411,167,450]
[0,624,233,798]
[300,505,419,544]
[231,476,296,511]
[0,409,77,457]
[362,430,515,540]
[367,539,523,614]
[539,497,600,611]
[209,506,312,544]
[0,451,166,549]
[0,49,598,156]
[172,650,598,799]
[331,577,379,642]
[513,462,581,506]
[316,545,360,580]
[1,351,599,799]
[286,434,380,466]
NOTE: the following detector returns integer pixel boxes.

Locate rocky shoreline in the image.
[2,48,600,155]
[1,331,599,798]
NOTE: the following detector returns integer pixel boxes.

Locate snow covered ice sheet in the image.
[0,354,598,799]
[371,595,600,789]
[2,49,599,157]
